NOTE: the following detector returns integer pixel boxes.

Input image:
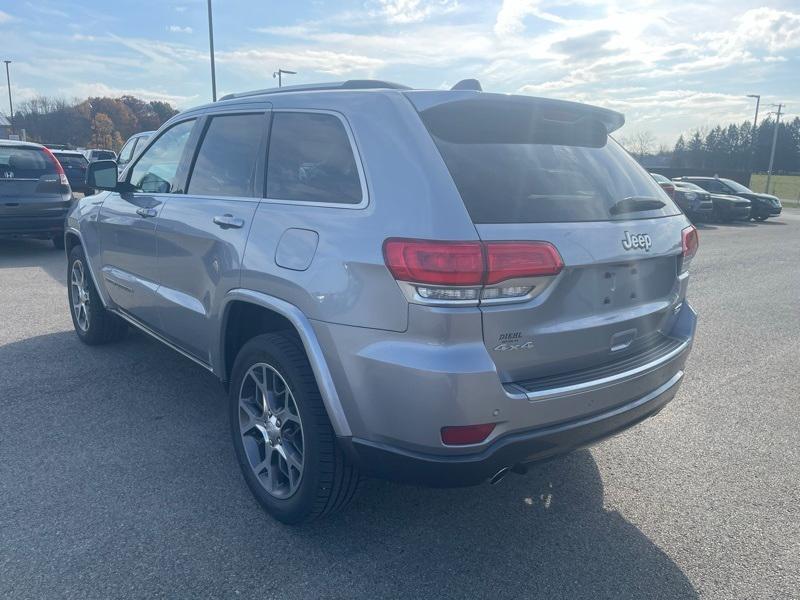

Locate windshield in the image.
[720,178,752,193]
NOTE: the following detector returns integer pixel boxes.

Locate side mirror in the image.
[86,160,119,191]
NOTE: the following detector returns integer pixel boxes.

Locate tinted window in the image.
[0,147,55,179]
[693,179,723,193]
[187,113,265,197]
[129,120,195,193]
[421,106,679,223]
[54,154,87,169]
[94,150,116,160]
[720,178,752,193]
[118,138,137,164]
[266,112,362,204]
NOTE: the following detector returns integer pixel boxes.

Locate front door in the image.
[153,111,268,363]
[98,118,197,326]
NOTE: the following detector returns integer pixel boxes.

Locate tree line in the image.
[10,96,179,151]
[622,117,800,173]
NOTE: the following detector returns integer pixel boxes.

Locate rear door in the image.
[416,94,689,383]
[98,118,198,326]
[0,144,71,232]
[153,110,268,363]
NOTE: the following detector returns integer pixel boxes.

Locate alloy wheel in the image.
[238,363,305,499]
[70,260,90,332]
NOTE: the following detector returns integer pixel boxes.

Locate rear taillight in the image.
[681,225,699,271]
[441,423,496,445]
[383,238,563,305]
[41,147,70,186]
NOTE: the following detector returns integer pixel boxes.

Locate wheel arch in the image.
[64,227,110,308]
[219,289,352,437]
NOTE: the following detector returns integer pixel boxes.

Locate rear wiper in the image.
[609,196,665,215]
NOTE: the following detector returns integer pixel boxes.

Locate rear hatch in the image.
[54,153,88,188]
[413,93,689,383]
[0,145,71,219]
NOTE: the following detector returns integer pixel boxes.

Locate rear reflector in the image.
[383,239,563,287]
[441,423,496,445]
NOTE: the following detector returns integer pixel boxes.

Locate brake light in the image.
[41,146,69,186]
[441,423,496,445]
[383,239,483,286]
[383,238,563,305]
[681,225,699,271]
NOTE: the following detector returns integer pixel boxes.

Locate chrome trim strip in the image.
[506,338,691,402]
[111,309,215,373]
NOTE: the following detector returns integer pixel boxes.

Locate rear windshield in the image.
[93,150,116,160]
[420,104,680,223]
[0,147,56,179]
[55,154,88,168]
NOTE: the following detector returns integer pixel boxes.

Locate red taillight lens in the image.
[682,225,699,260]
[383,239,484,286]
[41,146,69,186]
[383,239,563,287]
[484,242,563,284]
[441,423,496,445]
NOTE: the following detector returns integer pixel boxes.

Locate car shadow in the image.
[0,330,699,599]
[0,238,67,283]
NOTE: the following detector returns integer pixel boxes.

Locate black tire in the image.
[754,215,768,222]
[67,244,128,345]
[52,234,65,250]
[229,333,361,524]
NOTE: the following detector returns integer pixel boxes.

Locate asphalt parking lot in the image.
[1,214,799,600]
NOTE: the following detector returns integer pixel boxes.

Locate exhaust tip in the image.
[489,466,511,485]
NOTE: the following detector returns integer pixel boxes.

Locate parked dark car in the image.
[116,131,154,170]
[0,140,72,248]
[673,180,750,222]
[51,149,89,194]
[651,173,712,221]
[675,177,781,221]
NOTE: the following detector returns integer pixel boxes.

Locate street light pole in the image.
[747,94,760,171]
[3,60,13,125]
[273,69,297,88]
[206,0,217,102]
[765,103,783,195]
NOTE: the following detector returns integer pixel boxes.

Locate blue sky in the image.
[1,0,799,146]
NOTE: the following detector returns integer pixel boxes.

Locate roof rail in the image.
[219,80,411,101]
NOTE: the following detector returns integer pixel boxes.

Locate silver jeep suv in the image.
[65,80,697,524]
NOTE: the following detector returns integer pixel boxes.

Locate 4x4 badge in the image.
[621,231,652,252]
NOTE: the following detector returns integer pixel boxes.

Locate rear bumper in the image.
[343,369,683,487]
[0,213,69,237]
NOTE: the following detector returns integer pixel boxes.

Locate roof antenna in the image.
[451,79,482,91]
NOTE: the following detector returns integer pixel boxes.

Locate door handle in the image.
[213,214,245,229]
[136,207,158,218]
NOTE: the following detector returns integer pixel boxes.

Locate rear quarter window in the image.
[266,112,363,205]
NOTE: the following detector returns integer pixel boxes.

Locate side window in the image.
[187,113,265,197]
[117,137,137,166]
[129,120,195,193]
[702,180,722,193]
[266,112,362,204]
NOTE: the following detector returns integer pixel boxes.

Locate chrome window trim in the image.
[263,108,370,210]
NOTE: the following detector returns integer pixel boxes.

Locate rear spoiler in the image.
[406,91,625,134]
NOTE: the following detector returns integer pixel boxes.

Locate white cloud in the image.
[65,82,197,106]
[0,10,14,23]
[168,25,193,34]
[377,0,459,24]
[217,48,385,77]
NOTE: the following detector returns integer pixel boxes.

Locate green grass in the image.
[749,174,800,207]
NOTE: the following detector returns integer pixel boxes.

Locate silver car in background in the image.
[65,80,698,524]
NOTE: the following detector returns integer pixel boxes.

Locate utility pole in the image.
[765,103,783,195]
[206,0,217,101]
[273,69,296,88]
[3,60,13,126]
[747,94,760,172]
